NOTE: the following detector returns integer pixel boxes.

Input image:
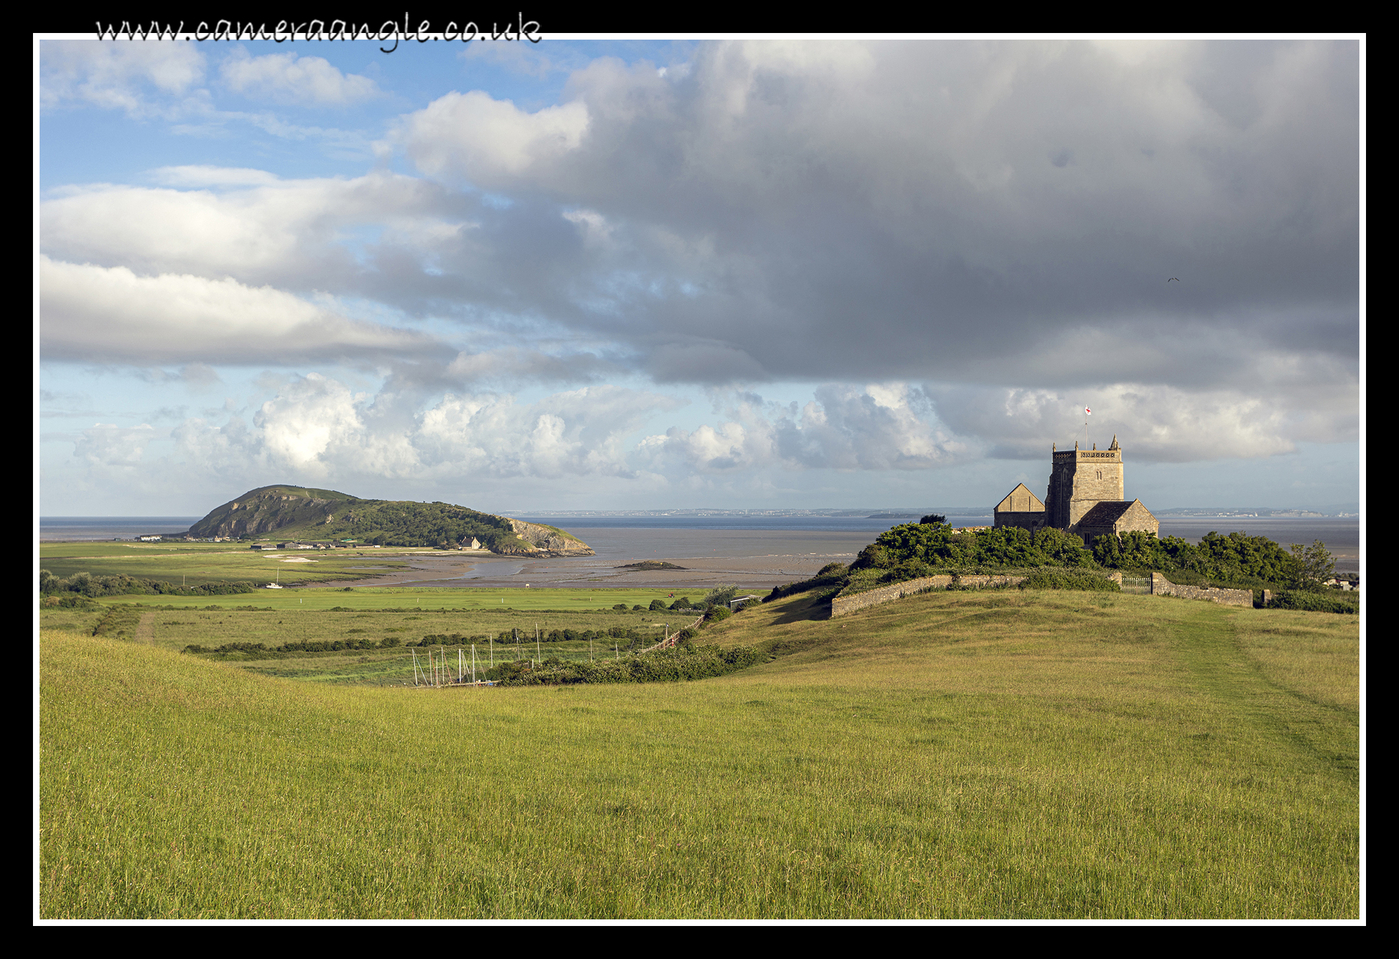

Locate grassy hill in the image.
[39,589,1358,919]
[185,485,590,554]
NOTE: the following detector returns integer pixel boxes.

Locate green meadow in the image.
[43,596,709,686]
[39,540,418,586]
[81,585,700,613]
[39,588,1359,919]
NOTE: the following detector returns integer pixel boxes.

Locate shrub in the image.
[702,585,739,607]
[1268,590,1359,614]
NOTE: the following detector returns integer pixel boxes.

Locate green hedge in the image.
[486,643,770,686]
[1267,590,1360,614]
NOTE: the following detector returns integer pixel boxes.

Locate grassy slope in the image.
[39,590,1359,919]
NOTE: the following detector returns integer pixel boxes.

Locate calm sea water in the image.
[39,517,204,541]
[39,513,1360,573]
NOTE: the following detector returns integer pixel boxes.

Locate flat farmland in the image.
[39,541,411,586]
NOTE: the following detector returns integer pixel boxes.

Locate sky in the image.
[36,33,1363,516]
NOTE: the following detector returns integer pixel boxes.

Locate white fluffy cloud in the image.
[166,377,682,486]
[40,170,459,290]
[418,385,678,477]
[403,90,590,183]
[39,257,445,366]
[640,384,966,472]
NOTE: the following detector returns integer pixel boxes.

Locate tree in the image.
[702,585,739,607]
[1290,540,1336,591]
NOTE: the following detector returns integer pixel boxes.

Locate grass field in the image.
[79,585,707,613]
[41,597,709,686]
[38,588,1360,919]
[38,540,422,586]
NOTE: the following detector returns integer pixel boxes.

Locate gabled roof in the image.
[1075,499,1157,530]
[1074,501,1137,526]
[995,483,1045,513]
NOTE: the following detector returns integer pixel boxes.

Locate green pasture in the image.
[39,600,704,689]
[39,540,418,586]
[232,640,656,686]
[39,589,1360,919]
[80,585,712,613]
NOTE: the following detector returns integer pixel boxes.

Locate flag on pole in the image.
[1085,406,1091,415]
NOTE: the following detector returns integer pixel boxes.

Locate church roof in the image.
[1075,499,1157,530]
[994,483,1045,513]
[1075,501,1137,526]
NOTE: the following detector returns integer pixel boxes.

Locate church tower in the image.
[1046,435,1125,530]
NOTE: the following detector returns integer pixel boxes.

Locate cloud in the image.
[161,376,686,486]
[41,38,206,115]
[151,165,283,188]
[40,38,1358,512]
[218,48,381,106]
[442,347,618,387]
[403,90,590,183]
[394,39,1358,396]
[39,256,446,366]
[418,385,680,478]
[40,170,463,294]
[640,383,967,472]
[929,380,1357,463]
[74,422,159,468]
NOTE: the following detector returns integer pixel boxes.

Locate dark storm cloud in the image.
[400,39,1358,395]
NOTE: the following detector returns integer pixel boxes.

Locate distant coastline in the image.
[40,512,1359,575]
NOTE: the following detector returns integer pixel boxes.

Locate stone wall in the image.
[1149,572,1255,607]
[831,574,1027,618]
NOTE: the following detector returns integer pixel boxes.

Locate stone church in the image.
[993,435,1159,542]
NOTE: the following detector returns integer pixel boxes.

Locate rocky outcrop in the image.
[503,519,595,556]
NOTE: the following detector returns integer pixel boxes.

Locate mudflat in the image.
[304,528,873,590]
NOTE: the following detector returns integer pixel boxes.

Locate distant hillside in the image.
[185,486,592,555]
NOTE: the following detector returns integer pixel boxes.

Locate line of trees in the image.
[800,522,1344,598]
[40,570,257,597]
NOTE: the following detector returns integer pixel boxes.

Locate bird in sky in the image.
[1168,277,1180,282]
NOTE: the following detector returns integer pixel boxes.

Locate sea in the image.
[39,512,1361,574]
